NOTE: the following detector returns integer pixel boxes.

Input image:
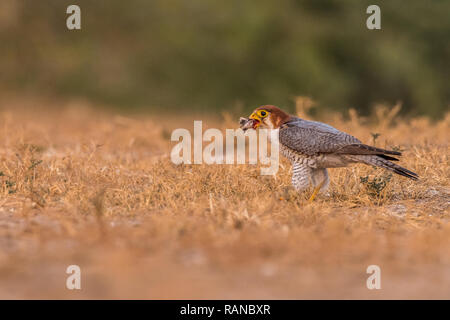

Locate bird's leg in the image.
[308,180,325,203]
[308,168,328,202]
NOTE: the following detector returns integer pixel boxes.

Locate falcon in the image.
[240,105,418,201]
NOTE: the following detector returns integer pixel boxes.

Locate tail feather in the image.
[378,154,400,161]
[357,155,418,180]
[338,144,402,157]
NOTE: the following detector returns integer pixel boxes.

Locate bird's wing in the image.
[279,119,401,157]
[279,122,358,156]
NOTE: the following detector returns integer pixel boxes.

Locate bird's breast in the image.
[280,144,348,168]
[280,144,320,168]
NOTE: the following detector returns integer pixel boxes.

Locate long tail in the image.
[356,155,419,180]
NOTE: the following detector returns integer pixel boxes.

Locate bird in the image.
[241,105,418,201]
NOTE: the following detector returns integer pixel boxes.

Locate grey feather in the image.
[336,144,401,156]
[280,118,402,158]
[354,155,419,180]
[279,118,361,156]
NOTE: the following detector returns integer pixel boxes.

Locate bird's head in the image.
[249,105,292,129]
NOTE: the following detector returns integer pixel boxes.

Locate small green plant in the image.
[5,180,16,194]
[360,173,392,198]
[370,132,381,145]
[0,170,16,193]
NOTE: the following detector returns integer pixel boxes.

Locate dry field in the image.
[0,97,448,299]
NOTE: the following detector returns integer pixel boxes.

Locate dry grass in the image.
[0,97,448,299]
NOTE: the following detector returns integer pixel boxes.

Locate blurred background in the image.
[0,0,448,117]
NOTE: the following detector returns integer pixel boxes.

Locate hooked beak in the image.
[249,112,261,129]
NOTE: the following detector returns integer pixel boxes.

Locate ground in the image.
[0,98,448,299]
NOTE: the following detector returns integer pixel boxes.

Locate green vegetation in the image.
[1,0,449,116]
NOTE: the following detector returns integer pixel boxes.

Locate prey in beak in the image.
[239,110,264,131]
[239,117,260,131]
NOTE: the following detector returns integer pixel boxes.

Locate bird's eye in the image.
[258,110,268,117]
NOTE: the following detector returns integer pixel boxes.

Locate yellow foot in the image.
[308,181,325,203]
[308,187,320,202]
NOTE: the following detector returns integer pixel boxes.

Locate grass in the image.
[0,97,448,299]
